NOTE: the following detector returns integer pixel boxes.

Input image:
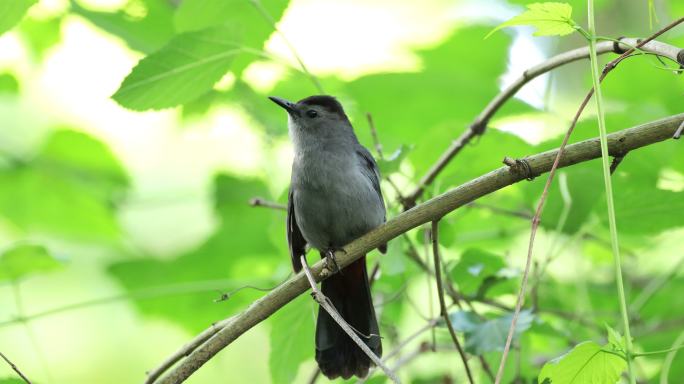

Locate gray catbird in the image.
[269,95,386,380]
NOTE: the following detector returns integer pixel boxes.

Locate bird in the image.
[269,95,386,380]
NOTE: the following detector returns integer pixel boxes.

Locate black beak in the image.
[268,96,299,117]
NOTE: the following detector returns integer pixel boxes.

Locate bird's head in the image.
[269,95,355,147]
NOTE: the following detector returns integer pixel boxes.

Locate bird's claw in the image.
[324,249,342,274]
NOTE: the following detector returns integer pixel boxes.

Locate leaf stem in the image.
[587,1,635,383]
[634,344,684,357]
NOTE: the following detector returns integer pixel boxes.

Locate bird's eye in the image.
[306,110,318,118]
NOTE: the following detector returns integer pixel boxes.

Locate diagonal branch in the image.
[403,37,683,208]
[150,113,683,384]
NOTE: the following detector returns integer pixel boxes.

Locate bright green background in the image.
[0,0,683,383]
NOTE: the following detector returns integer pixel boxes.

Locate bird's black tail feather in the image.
[315,256,382,380]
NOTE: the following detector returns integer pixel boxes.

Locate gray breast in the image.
[292,150,385,251]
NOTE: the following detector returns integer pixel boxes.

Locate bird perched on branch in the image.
[270,95,386,380]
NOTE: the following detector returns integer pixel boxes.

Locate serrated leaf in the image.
[539,341,627,384]
[173,0,289,75]
[70,0,175,53]
[0,244,61,281]
[448,310,534,354]
[0,0,37,36]
[269,295,314,384]
[486,2,577,38]
[112,25,243,110]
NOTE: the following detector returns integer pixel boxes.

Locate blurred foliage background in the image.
[0,0,683,383]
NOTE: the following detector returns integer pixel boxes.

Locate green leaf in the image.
[112,25,243,110]
[173,0,289,74]
[486,2,578,38]
[377,145,411,175]
[449,310,534,354]
[539,341,627,384]
[0,0,37,36]
[70,0,175,53]
[37,129,129,196]
[268,295,314,384]
[449,248,507,297]
[0,244,61,281]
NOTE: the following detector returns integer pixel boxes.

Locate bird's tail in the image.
[315,256,382,380]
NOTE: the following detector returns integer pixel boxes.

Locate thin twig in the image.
[431,220,474,384]
[494,18,684,384]
[0,351,32,384]
[403,37,683,208]
[299,256,401,383]
[249,198,286,211]
[151,113,684,384]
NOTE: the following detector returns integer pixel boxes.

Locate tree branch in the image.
[149,113,683,384]
[403,37,683,208]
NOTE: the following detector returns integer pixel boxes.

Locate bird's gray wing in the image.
[356,146,387,253]
[287,187,307,272]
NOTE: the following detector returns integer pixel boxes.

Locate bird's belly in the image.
[294,174,384,251]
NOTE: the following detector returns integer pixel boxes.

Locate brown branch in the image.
[150,113,683,384]
[0,351,32,384]
[494,18,684,384]
[298,255,400,383]
[431,221,474,384]
[403,37,683,209]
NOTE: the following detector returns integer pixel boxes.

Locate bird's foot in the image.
[323,248,345,274]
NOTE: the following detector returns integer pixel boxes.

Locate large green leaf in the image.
[70,0,175,53]
[539,341,627,384]
[36,129,129,198]
[0,168,121,240]
[0,129,126,240]
[0,0,37,36]
[112,25,243,110]
[173,0,289,74]
[268,295,314,384]
[0,244,61,281]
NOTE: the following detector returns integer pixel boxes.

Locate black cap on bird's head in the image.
[269,95,349,121]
